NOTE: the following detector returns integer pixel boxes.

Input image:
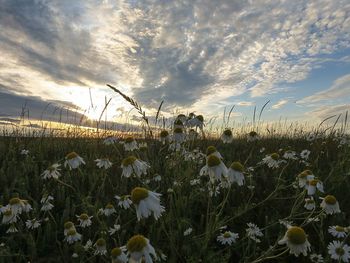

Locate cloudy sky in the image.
[1,0,350,127]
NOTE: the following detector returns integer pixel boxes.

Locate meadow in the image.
[1,103,350,262]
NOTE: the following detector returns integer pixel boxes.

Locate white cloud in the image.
[237,101,253,106]
[298,74,350,104]
[272,99,288,109]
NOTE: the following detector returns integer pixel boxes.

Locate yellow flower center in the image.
[174,127,183,134]
[298,171,309,178]
[160,130,169,138]
[67,229,77,236]
[223,232,231,238]
[106,203,114,209]
[304,169,313,175]
[131,187,149,204]
[111,247,122,257]
[206,146,217,156]
[79,213,89,220]
[230,161,244,172]
[96,238,106,247]
[335,226,345,232]
[324,195,337,205]
[125,137,134,143]
[127,235,147,252]
[66,152,78,160]
[4,209,12,216]
[64,221,74,230]
[9,197,21,205]
[122,156,137,166]
[286,226,307,245]
[336,247,345,256]
[223,129,232,136]
[196,115,204,122]
[207,155,221,167]
[249,131,257,137]
[174,119,184,126]
[270,153,279,160]
[308,179,318,186]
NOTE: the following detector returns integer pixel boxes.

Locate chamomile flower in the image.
[123,137,139,151]
[111,247,128,263]
[247,131,259,142]
[173,128,186,143]
[246,223,263,243]
[127,235,156,263]
[200,154,228,184]
[115,195,132,209]
[121,156,150,178]
[206,146,223,160]
[309,253,324,263]
[300,150,311,160]
[95,158,113,169]
[320,195,341,215]
[65,229,82,244]
[187,115,204,130]
[328,226,348,238]
[159,130,170,144]
[41,163,61,179]
[8,197,25,215]
[99,204,116,216]
[108,224,121,236]
[25,218,41,229]
[1,208,18,224]
[94,238,107,256]
[188,129,199,140]
[77,213,93,228]
[328,240,350,262]
[131,187,165,221]
[261,153,283,169]
[304,197,315,210]
[20,149,29,155]
[283,150,298,160]
[278,226,311,257]
[221,129,233,143]
[227,161,245,186]
[183,227,193,236]
[173,119,185,129]
[103,136,118,145]
[6,224,18,233]
[217,231,239,245]
[40,195,54,212]
[84,240,93,251]
[64,152,85,170]
[297,170,314,188]
[63,221,75,236]
[306,179,324,196]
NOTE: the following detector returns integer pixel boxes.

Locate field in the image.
[0,120,350,262]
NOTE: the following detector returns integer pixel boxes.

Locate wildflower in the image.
[103,136,118,145]
[95,158,113,169]
[9,197,25,215]
[278,226,311,257]
[328,226,348,238]
[188,129,199,140]
[173,119,184,129]
[20,149,29,155]
[84,240,93,251]
[306,134,316,142]
[221,129,233,143]
[40,195,54,212]
[206,146,223,160]
[304,197,315,210]
[99,203,116,216]
[200,154,228,184]
[123,137,138,151]
[94,238,107,255]
[261,153,283,168]
[187,115,204,130]
[247,131,259,142]
[1,208,18,224]
[283,150,298,160]
[306,179,324,196]
[246,223,263,243]
[153,174,161,182]
[64,152,85,170]
[65,228,82,244]
[297,170,314,188]
[25,218,41,229]
[227,161,245,186]
[217,231,239,245]
[121,156,150,178]
[109,224,121,236]
[127,234,156,263]
[183,227,193,236]
[176,114,187,124]
[77,213,93,228]
[190,179,200,186]
[115,195,132,209]
[63,221,75,235]
[309,253,324,263]
[159,130,170,144]
[173,128,186,143]
[300,150,311,160]
[320,195,341,215]
[111,247,128,263]
[42,163,61,179]
[131,187,165,221]
[6,224,18,233]
[328,240,350,262]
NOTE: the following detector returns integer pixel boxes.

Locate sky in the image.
[0,0,350,128]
